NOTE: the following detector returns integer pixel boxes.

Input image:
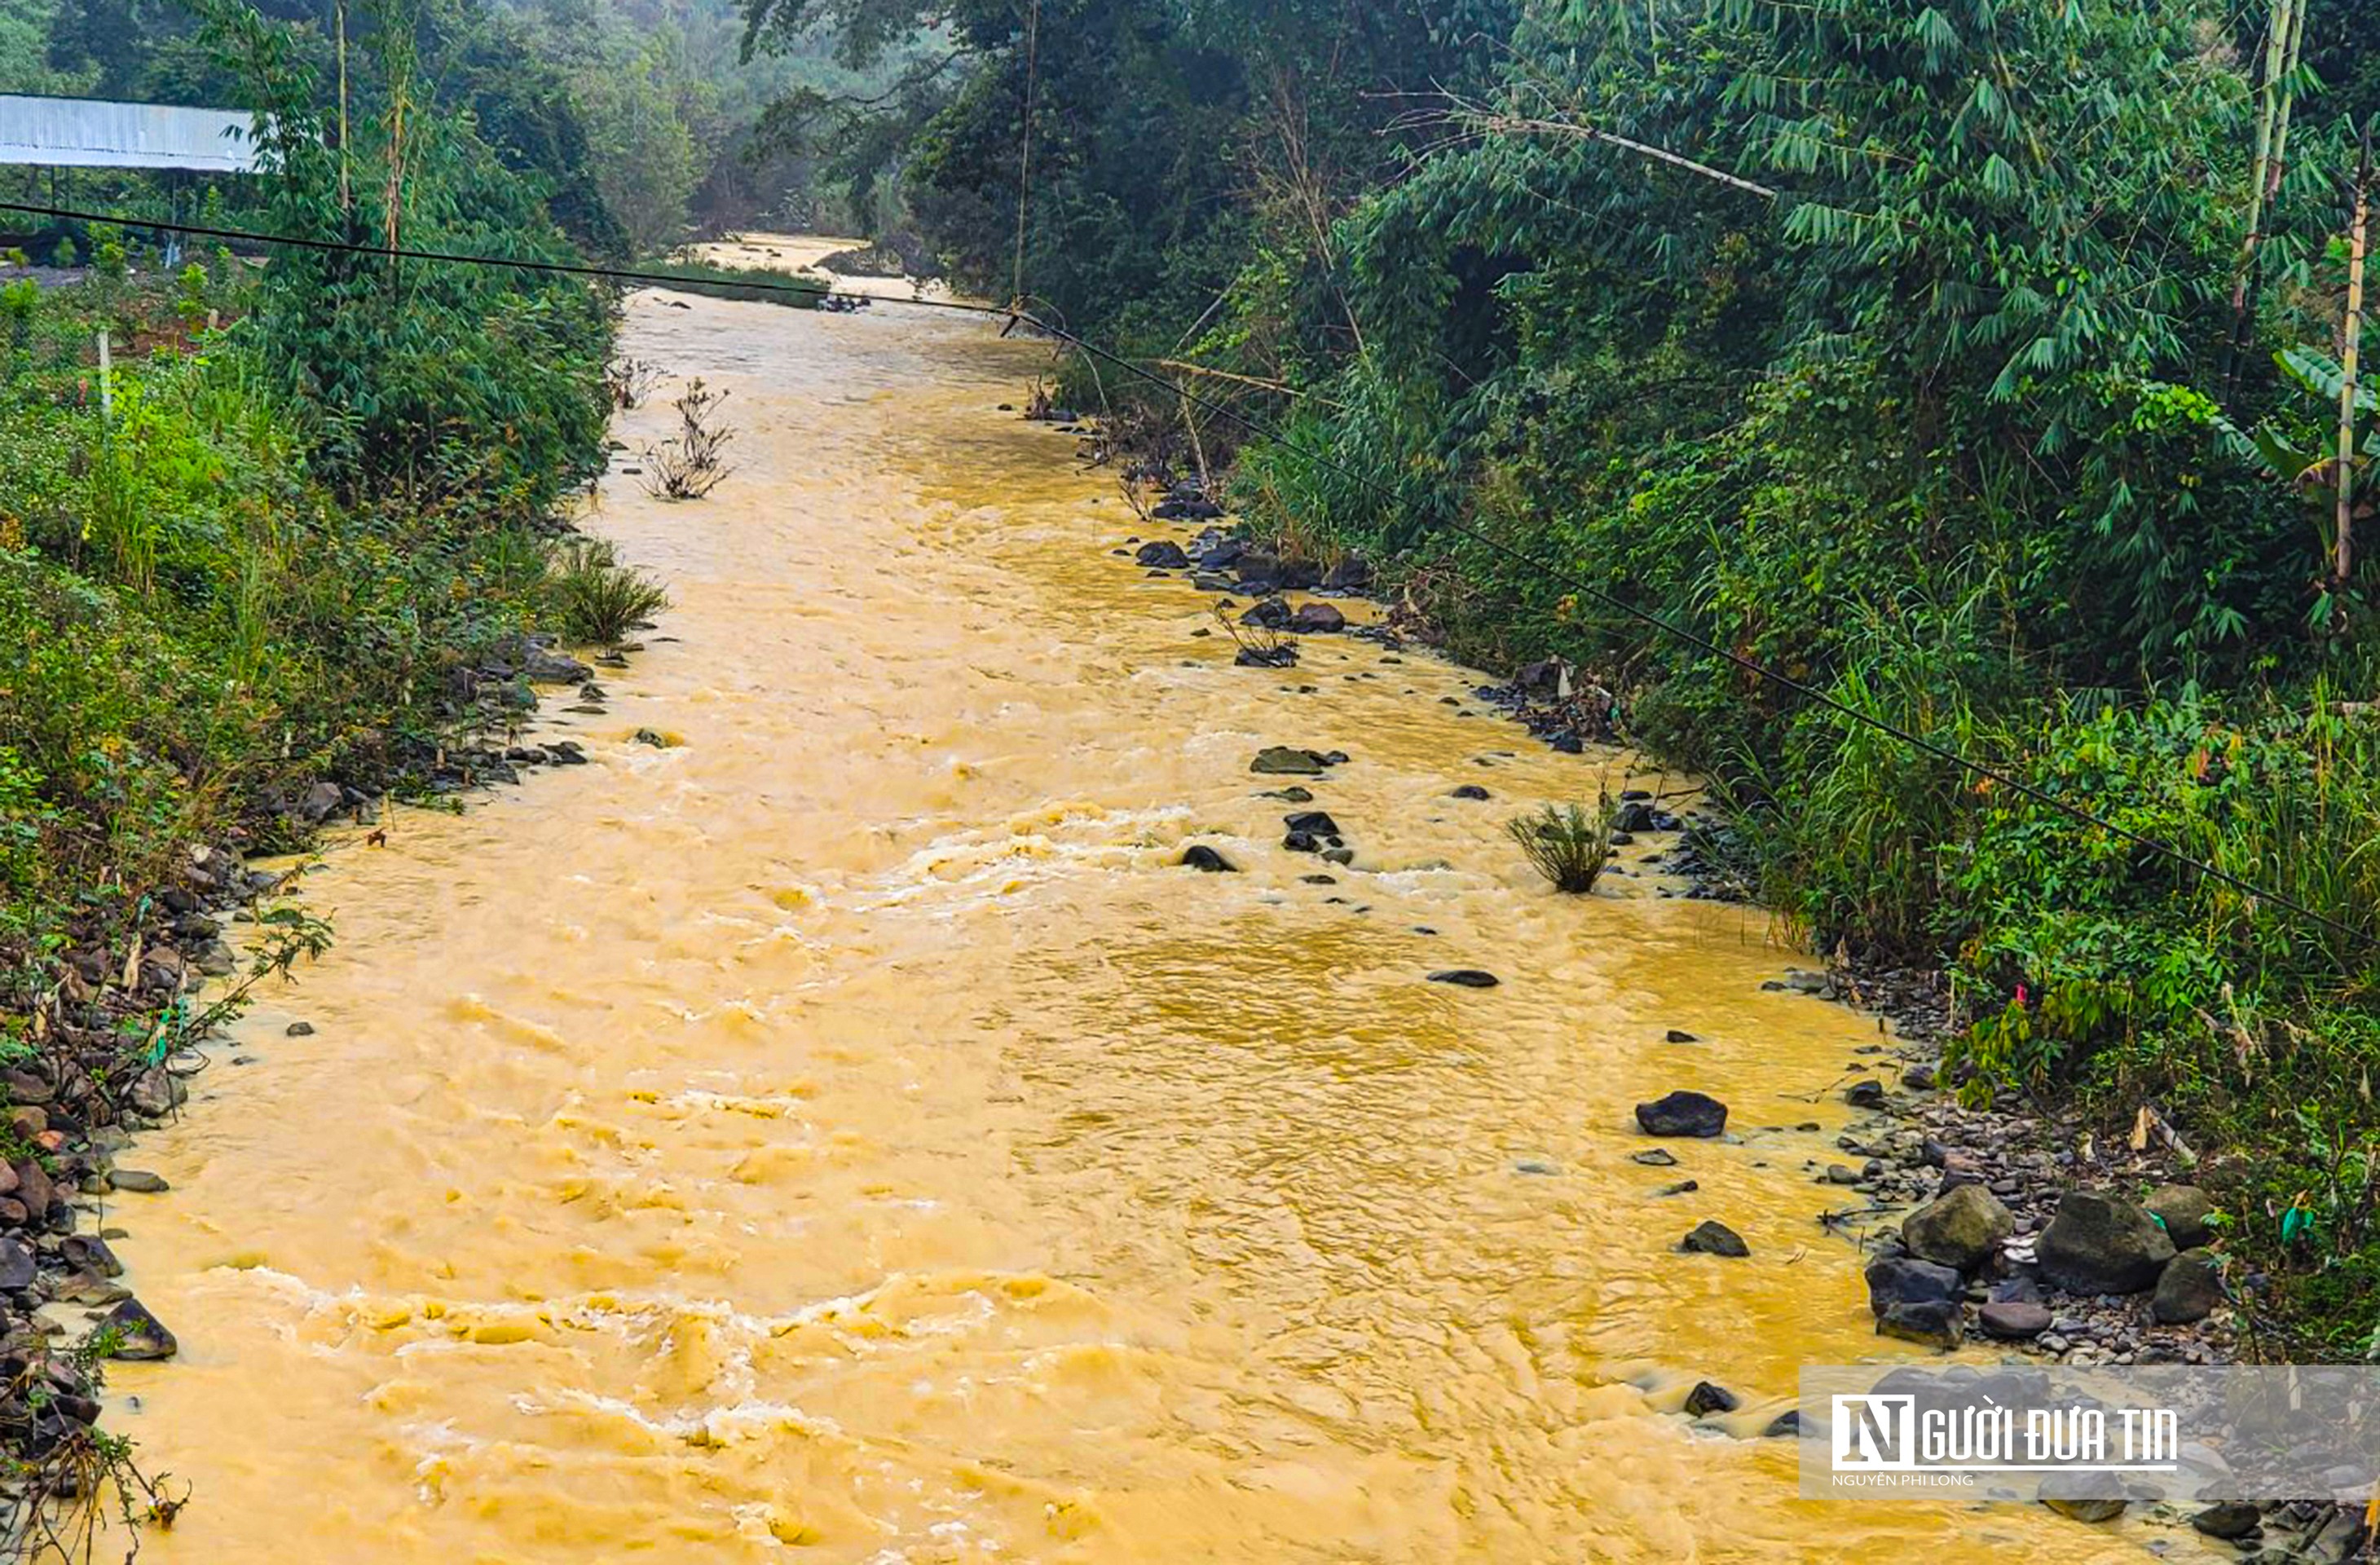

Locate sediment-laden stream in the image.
[105,241,2117,1562]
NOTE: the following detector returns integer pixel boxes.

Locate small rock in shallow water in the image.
[98,1298,177,1360]
[1283,810,1340,835]
[108,1170,168,1194]
[1179,846,1236,873]
[1259,787,1315,803]
[1683,1381,1738,1417]
[1450,784,1490,800]
[1763,1410,1801,1438]
[1681,1220,1749,1258]
[1135,540,1191,569]
[1427,969,1499,988]
[1665,1029,1700,1043]
[1844,1079,1887,1109]
[1657,1179,1699,1196]
[285,1021,314,1037]
[1631,1148,1678,1166]
[1250,747,1331,776]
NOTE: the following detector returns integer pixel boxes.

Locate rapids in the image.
[104,240,2133,1563]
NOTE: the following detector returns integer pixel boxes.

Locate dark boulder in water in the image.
[1180,845,1236,872]
[1635,1091,1728,1138]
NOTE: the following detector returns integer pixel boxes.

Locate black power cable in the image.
[7,196,2366,952]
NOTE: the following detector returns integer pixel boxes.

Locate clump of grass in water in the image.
[1507,793,1618,893]
[549,539,668,644]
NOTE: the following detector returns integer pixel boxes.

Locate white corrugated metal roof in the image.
[0,95,257,173]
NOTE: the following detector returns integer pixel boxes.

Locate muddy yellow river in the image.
[107,241,2121,1562]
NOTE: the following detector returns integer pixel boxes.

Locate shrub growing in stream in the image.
[1506,798,1618,894]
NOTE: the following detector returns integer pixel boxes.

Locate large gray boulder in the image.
[2038,1192,2175,1294]
[1902,1184,2015,1272]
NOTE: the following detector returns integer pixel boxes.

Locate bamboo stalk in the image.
[2337,127,2370,587]
[1155,358,1341,405]
[2225,0,2295,388]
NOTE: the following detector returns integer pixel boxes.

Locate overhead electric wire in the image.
[8,196,2368,953]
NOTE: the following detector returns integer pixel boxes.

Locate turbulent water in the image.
[107,240,2118,1563]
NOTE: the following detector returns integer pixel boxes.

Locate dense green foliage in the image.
[0,0,643,1073]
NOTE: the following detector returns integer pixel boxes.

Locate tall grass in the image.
[548,538,668,643]
[1507,794,1619,893]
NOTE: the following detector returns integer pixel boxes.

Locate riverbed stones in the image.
[1427,969,1500,988]
[107,1170,168,1194]
[1631,1148,1678,1167]
[1876,1299,1962,1350]
[1681,1220,1749,1258]
[284,1021,315,1037]
[0,1240,33,1293]
[1865,1251,1961,1316]
[1450,784,1489,800]
[1901,1184,2015,1272]
[1635,1091,1728,1138]
[1283,810,1340,836]
[1250,747,1333,776]
[1683,1381,1738,1417]
[60,1236,119,1280]
[2151,1249,2225,1325]
[1179,845,1236,872]
[2038,1191,2175,1294]
[2191,1502,2263,1540]
[1978,1300,2052,1338]
[2145,1184,2216,1249]
[1664,1029,1700,1043]
[97,1298,176,1360]
[1844,1079,1887,1109]
[2038,1471,2127,1523]
[1289,602,1346,634]
[1134,540,1191,569]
